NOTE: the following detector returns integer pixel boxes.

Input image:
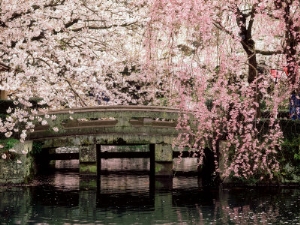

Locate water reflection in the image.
[0,171,300,224]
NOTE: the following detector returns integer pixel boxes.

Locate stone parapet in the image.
[0,141,34,184]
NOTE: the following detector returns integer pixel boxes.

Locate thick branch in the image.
[213,21,235,39]
[0,62,10,71]
[65,18,80,29]
[235,7,247,39]
[247,4,258,36]
[275,0,299,85]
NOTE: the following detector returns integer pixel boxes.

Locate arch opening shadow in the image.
[96,144,155,177]
[96,144,155,195]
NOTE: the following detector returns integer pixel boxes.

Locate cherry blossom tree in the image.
[0,0,299,182]
[145,0,299,181]
[0,0,153,105]
[0,0,158,141]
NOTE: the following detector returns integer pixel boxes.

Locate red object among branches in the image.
[270,67,288,80]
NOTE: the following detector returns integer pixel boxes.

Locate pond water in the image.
[1,166,300,224]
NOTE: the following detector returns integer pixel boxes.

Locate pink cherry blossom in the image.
[0,0,298,181]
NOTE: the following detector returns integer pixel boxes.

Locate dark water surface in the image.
[1,171,300,225]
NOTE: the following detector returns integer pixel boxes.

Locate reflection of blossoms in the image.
[1,154,6,159]
[17,159,22,164]
[53,127,59,132]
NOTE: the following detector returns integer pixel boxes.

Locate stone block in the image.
[155,144,172,162]
[79,145,96,162]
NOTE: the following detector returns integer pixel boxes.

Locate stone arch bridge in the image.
[28,105,194,177]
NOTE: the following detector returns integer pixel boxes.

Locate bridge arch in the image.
[30,106,185,177]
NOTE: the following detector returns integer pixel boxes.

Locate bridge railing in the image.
[29,105,182,140]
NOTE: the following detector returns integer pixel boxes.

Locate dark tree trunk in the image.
[280,1,299,86]
[236,6,260,116]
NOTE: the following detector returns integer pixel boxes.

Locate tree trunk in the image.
[236,6,260,117]
[281,1,299,86]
